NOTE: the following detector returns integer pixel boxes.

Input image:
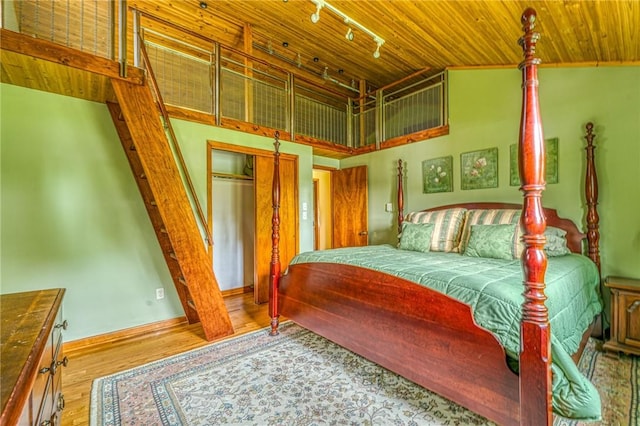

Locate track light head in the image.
[310,3,322,23]
[373,38,384,59]
[345,28,354,41]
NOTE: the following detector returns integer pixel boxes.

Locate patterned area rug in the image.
[91,323,638,426]
[554,340,638,426]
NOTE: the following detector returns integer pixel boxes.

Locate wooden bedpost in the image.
[584,123,601,274]
[517,8,552,426]
[269,131,281,336]
[397,159,405,236]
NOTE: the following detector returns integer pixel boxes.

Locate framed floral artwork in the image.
[509,138,559,186]
[422,156,453,193]
[460,147,498,190]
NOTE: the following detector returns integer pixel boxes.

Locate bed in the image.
[268,8,603,426]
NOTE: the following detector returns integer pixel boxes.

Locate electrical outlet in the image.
[156,288,165,300]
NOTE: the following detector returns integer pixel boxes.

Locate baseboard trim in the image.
[63,316,188,353]
[221,286,253,297]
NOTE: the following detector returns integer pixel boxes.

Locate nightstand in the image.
[603,276,640,356]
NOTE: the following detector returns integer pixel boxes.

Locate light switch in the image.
[302,211,308,220]
[302,202,308,211]
[385,202,393,212]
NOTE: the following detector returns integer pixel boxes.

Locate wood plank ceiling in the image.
[129,0,640,91]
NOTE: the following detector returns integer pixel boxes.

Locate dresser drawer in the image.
[617,291,640,349]
[31,336,55,424]
[35,378,54,426]
[604,276,640,356]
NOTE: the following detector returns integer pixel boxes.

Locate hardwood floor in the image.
[61,293,270,426]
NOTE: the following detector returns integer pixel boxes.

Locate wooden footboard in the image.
[279,262,521,425]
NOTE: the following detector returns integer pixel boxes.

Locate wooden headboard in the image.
[415,202,585,254]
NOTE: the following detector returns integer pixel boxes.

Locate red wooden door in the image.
[332,165,368,248]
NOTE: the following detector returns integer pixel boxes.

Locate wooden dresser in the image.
[1,289,67,426]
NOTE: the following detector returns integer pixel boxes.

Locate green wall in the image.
[342,66,640,281]
[2,65,638,342]
[0,83,315,341]
[1,84,182,341]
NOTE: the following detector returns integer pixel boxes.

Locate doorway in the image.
[312,168,332,250]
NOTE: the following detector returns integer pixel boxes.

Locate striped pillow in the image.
[458,209,523,258]
[405,208,467,252]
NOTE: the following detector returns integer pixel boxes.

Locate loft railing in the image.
[135,14,447,150]
[1,0,448,150]
[382,73,447,141]
[1,0,127,75]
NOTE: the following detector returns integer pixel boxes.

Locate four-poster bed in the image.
[268,8,602,426]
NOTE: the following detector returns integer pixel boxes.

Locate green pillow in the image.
[545,226,571,256]
[464,223,517,260]
[399,222,434,253]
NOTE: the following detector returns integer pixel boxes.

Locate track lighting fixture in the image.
[308,0,385,58]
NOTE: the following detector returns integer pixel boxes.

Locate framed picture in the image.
[460,148,498,190]
[509,138,559,186]
[422,156,453,193]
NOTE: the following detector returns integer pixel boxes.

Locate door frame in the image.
[207,140,299,302]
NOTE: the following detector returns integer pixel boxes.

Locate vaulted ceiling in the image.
[129,0,640,92]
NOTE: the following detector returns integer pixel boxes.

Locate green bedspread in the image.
[289,245,603,421]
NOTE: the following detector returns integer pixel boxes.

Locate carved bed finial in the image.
[519,8,541,69]
[269,131,281,336]
[584,123,601,274]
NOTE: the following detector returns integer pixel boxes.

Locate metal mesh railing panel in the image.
[14,0,112,58]
[220,68,245,121]
[352,108,376,147]
[295,94,347,145]
[252,79,287,130]
[145,42,213,114]
[384,83,443,140]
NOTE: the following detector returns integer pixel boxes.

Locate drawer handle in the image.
[628,300,640,313]
[55,320,69,330]
[56,356,69,368]
[58,393,66,411]
[40,357,68,376]
[41,412,58,426]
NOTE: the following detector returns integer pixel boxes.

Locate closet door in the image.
[254,155,298,304]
